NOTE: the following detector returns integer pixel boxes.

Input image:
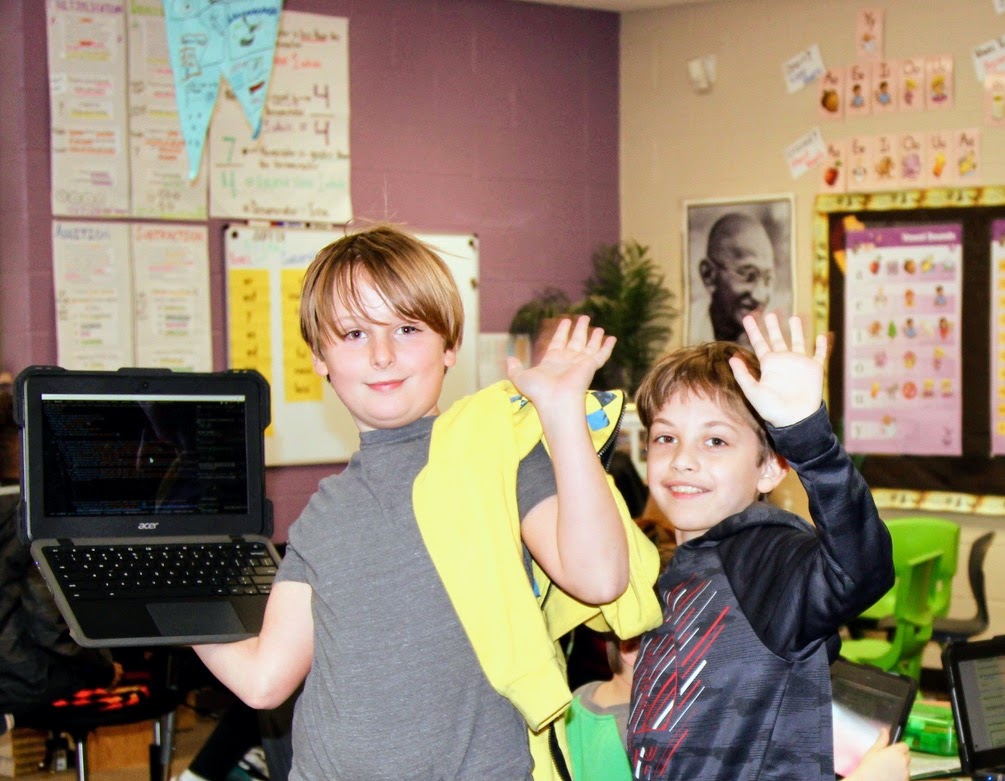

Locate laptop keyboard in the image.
[43,541,278,601]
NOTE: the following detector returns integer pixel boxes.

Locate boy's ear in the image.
[311,353,329,379]
[756,452,788,494]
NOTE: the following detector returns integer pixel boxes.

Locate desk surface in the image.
[909,749,964,780]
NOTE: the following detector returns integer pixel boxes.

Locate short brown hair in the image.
[299,224,464,357]
[634,342,772,461]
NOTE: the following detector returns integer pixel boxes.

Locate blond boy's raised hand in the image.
[729,312,829,428]
[506,315,616,408]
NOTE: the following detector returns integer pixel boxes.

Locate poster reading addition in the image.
[843,223,963,456]
[684,195,795,347]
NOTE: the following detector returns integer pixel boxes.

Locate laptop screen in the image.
[944,635,1005,774]
[16,367,271,540]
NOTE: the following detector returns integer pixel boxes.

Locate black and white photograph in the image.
[684,195,796,347]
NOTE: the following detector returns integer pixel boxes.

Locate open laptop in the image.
[831,658,918,778]
[14,365,279,648]
[944,635,1005,780]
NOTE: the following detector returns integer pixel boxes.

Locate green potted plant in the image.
[509,240,677,394]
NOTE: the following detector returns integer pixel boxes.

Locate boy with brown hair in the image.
[627,313,894,780]
[193,224,660,781]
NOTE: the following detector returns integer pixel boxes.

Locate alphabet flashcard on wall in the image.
[848,135,875,191]
[873,134,898,188]
[871,60,898,114]
[820,138,847,193]
[955,129,981,182]
[819,68,844,120]
[986,73,1005,127]
[897,132,925,187]
[925,131,954,186]
[843,223,963,457]
[925,55,954,110]
[845,62,871,117]
[855,8,884,60]
[900,57,926,111]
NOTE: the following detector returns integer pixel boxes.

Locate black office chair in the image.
[3,652,184,781]
[931,531,995,647]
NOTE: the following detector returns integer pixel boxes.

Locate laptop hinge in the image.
[56,538,75,547]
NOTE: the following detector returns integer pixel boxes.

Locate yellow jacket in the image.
[413,381,661,781]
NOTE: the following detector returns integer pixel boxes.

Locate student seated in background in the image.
[567,632,908,781]
[627,314,895,780]
[191,225,660,781]
[566,634,638,781]
[0,381,121,730]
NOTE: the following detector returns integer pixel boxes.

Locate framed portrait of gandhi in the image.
[683,194,796,347]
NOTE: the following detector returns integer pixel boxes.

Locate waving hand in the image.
[729,313,829,428]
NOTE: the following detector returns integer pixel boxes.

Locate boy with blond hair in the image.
[194,225,660,781]
[627,314,894,780]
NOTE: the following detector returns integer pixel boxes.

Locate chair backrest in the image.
[887,550,941,675]
[885,516,961,618]
[967,531,995,628]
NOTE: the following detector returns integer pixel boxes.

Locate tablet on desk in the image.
[832,658,918,778]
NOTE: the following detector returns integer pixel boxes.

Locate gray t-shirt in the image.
[276,415,556,781]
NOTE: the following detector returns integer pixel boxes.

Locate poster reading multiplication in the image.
[844,223,963,455]
[991,220,1005,455]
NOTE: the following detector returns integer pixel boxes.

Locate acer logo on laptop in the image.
[138,522,159,531]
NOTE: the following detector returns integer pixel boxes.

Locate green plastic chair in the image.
[857,516,960,623]
[840,549,941,680]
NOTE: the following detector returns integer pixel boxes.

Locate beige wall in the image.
[619,0,1005,648]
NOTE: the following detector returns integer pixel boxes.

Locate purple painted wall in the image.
[0,0,620,539]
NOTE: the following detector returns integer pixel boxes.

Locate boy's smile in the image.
[645,392,785,545]
[311,275,456,432]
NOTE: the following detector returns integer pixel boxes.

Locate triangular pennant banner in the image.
[164,0,283,180]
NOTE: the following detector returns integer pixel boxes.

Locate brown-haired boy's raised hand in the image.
[729,312,829,428]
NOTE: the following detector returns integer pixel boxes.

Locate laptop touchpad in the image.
[148,601,246,637]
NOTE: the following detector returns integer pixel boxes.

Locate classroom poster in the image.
[127,1,208,219]
[224,227,479,465]
[53,220,213,371]
[208,12,351,223]
[132,223,212,371]
[47,0,131,217]
[991,220,1005,455]
[843,223,963,456]
[52,221,134,369]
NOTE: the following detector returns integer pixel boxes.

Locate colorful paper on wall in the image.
[164,0,283,179]
[843,223,963,456]
[785,127,825,179]
[783,44,825,93]
[46,0,131,217]
[992,220,1005,455]
[973,35,1005,81]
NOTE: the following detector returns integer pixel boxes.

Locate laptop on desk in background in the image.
[14,365,280,648]
[943,634,1005,781]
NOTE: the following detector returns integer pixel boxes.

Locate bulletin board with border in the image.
[814,186,1005,515]
[225,225,479,466]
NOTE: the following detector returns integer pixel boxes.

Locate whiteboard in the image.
[224,225,479,465]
